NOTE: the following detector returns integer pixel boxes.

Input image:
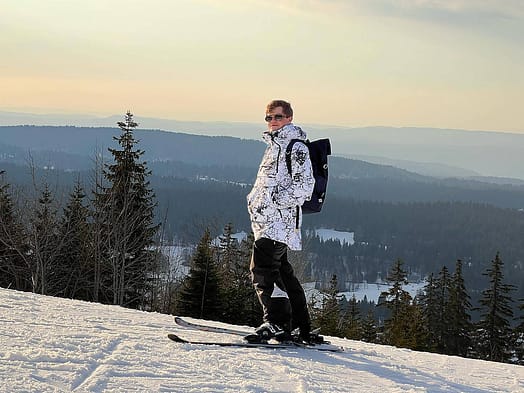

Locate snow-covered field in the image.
[310,229,355,245]
[340,282,426,303]
[1,287,522,393]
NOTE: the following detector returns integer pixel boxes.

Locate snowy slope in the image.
[1,288,522,393]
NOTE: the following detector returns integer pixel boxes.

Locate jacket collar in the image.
[262,124,307,145]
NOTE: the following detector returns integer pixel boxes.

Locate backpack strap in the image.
[285,139,307,175]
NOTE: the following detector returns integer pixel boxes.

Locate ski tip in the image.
[167,333,187,343]
[316,344,344,352]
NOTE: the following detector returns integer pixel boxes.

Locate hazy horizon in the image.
[1,108,523,137]
[2,111,524,180]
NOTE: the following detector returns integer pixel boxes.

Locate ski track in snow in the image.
[0,287,523,393]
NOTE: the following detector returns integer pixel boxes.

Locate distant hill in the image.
[0,125,264,170]
[349,154,481,178]
[2,125,524,209]
[315,125,524,180]
[2,111,524,179]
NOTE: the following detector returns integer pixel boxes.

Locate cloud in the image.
[249,0,524,23]
[368,0,524,45]
[246,0,524,43]
[367,0,524,23]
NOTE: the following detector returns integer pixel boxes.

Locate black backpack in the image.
[285,138,331,214]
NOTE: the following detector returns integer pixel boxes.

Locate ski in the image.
[168,333,296,349]
[171,317,343,352]
[174,316,253,336]
[175,316,323,341]
[175,316,326,342]
[168,333,342,351]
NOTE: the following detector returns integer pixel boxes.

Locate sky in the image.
[2,0,524,133]
[2,287,523,392]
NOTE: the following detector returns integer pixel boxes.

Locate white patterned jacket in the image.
[247,124,315,250]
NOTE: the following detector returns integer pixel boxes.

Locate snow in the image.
[312,228,355,245]
[211,231,248,247]
[1,288,523,393]
[340,282,426,303]
[158,245,192,278]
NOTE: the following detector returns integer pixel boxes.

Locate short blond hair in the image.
[266,100,293,117]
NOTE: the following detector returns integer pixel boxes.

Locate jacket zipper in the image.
[270,133,282,173]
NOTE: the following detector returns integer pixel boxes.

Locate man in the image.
[247,100,315,343]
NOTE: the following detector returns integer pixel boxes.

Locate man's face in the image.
[265,106,292,133]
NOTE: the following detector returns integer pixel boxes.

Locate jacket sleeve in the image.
[271,142,315,209]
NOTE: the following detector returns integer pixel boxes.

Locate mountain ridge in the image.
[1,110,523,179]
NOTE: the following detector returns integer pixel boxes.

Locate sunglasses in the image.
[265,114,288,122]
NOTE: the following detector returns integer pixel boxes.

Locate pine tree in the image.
[0,179,30,291]
[409,299,429,351]
[360,310,378,343]
[217,223,239,272]
[56,181,93,300]
[239,232,263,327]
[216,223,254,325]
[28,184,60,295]
[312,274,342,336]
[435,266,451,353]
[420,262,472,356]
[94,111,159,307]
[379,259,415,348]
[177,229,222,320]
[447,259,472,357]
[515,299,524,364]
[420,273,439,351]
[342,295,362,340]
[475,252,516,362]
[217,223,240,320]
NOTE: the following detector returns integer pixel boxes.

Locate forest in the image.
[1,116,523,364]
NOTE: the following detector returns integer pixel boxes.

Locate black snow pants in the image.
[250,237,311,334]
